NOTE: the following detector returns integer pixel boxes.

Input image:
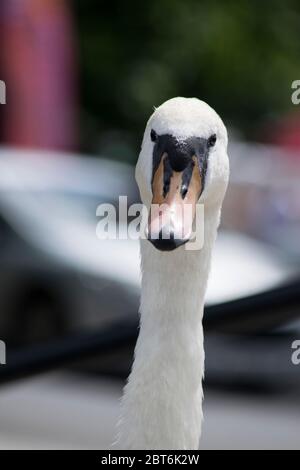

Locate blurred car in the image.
[0,146,299,347]
[0,147,141,346]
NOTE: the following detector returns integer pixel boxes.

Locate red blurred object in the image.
[1,0,77,151]
[265,113,300,155]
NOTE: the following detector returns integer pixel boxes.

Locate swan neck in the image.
[116,206,220,449]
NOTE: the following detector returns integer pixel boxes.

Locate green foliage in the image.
[73,0,300,160]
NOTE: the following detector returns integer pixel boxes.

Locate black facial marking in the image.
[151,133,213,197]
[163,157,173,198]
[181,159,195,199]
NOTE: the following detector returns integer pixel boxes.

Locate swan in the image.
[115,97,229,450]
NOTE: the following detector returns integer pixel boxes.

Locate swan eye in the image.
[208,134,217,148]
[150,129,158,142]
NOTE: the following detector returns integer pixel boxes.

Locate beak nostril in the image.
[181,185,188,199]
[163,182,170,198]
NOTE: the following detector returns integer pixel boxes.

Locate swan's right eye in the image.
[151,129,158,142]
[207,134,217,147]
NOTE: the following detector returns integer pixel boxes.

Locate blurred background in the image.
[0,0,300,450]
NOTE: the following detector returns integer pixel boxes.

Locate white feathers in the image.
[146,97,227,142]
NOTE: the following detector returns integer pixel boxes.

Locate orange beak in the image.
[147,154,202,251]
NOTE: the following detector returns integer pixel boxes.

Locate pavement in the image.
[0,372,299,450]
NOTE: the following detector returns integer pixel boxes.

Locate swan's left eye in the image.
[208,134,217,147]
[151,129,158,142]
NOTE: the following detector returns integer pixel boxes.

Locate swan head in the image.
[136,97,229,251]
